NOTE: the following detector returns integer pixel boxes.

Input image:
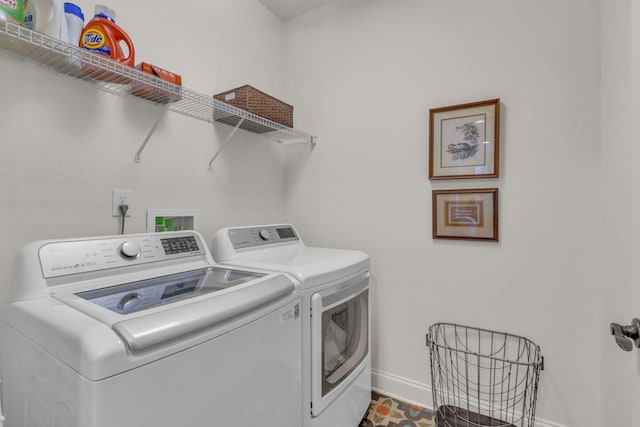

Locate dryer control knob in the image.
[259,229,271,240]
[119,241,141,259]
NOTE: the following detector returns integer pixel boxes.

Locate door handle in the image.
[610,318,640,351]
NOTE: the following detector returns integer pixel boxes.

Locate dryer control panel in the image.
[228,225,299,249]
[39,232,206,279]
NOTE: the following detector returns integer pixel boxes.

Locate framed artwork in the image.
[429,99,500,180]
[432,188,499,241]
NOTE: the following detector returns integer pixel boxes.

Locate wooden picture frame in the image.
[432,188,499,241]
[429,99,500,179]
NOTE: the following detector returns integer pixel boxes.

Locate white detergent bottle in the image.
[23,0,70,42]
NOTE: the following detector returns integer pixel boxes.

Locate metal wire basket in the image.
[426,323,543,427]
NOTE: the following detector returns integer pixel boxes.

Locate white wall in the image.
[2,1,633,425]
[600,1,633,425]
[283,0,602,425]
[631,3,640,426]
[0,0,288,302]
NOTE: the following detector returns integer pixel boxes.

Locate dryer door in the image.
[310,272,369,416]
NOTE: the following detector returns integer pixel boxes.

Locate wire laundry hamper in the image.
[426,323,543,427]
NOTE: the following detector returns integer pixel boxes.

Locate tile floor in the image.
[359,392,435,427]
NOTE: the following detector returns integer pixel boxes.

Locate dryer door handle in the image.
[318,271,369,309]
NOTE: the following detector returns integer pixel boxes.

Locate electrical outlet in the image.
[112,189,132,217]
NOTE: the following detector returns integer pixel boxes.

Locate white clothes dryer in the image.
[213,224,371,427]
[0,231,302,427]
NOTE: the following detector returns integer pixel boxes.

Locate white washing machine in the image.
[212,224,370,427]
[0,231,302,427]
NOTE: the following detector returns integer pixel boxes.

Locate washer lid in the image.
[2,269,296,381]
[74,267,265,315]
[224,246,369,289]
[110,272,294,352]
[55,267,295,353]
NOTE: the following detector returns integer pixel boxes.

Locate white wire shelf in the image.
[0,20,316,147]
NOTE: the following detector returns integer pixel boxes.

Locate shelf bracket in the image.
[276,135,317,145]
[135,105,170,163]
[208,117,245,171]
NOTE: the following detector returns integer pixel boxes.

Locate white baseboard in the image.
[371,368,432,408]
[371,368,567,427]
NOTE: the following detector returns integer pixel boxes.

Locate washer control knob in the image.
[117,292,142,313]
[259,229,271,240]
[119,241,141,259]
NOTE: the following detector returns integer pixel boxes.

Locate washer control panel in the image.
[228,225,299,249]
[39,233,204,279]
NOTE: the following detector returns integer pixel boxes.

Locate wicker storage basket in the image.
[213,85,293,132]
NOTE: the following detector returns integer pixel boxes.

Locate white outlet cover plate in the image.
[112,189,132,217]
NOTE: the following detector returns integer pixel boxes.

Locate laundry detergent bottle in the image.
[79,5,134,66]
[23,0,69,41]
[0,0,25,26]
